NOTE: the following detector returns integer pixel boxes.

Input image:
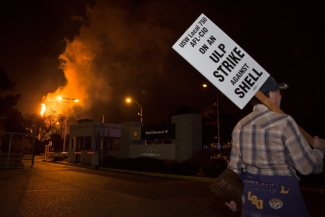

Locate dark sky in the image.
[1,0,324,137]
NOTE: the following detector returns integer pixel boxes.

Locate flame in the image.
[40,104,46,116]
[40,1,173,118]
[41,34,107,116]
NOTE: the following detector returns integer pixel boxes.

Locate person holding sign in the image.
[226,77,325,216]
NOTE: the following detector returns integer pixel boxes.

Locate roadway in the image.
[0,156,234,217]
[0,156,324,217]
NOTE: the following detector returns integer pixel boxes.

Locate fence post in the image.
[31,131,36,168]
[6,134,13,168]
[20,136,25,167]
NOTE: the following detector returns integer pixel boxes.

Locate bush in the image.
[203,157,228,178]
[189,149,230,177]
[103,157,165,173]
[161,159,196,176]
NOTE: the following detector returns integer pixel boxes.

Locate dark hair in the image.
[250,91,271,106]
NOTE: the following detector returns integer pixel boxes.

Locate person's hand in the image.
[313,136,325,153]
[225,200,237,212]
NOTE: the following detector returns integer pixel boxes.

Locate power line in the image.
[19,101,58,103]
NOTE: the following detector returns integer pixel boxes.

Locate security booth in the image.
[68,119,121,166]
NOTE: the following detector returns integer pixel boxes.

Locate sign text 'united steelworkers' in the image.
[173,14,270,109]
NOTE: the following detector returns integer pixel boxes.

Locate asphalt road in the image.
[0,156,234,217]
[1,156,324,217]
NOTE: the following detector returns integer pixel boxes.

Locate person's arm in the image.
[228,128,243,174]
[284,116,324,175]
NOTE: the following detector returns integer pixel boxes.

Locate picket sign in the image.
[173,13,270,110]
[173,13,314,146]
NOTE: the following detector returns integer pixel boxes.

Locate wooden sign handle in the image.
[254,90,314,146]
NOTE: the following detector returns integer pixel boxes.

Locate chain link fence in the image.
[0,132,35,169]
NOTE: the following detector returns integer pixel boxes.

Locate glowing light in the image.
[40,104,46,116]
[57,96,78,103]
[125,98,143,122]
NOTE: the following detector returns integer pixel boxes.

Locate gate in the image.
[0,132,36,169]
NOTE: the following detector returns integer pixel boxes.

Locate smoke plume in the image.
[42,0,175,122]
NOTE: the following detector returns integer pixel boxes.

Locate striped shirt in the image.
[229,104,324,180]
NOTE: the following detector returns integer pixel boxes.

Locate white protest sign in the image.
[173,14,270,109]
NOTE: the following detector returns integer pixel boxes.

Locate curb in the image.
[44,160,325,193]
[42,160,98,169]
[43,160,215,182]
[98,167,216,183]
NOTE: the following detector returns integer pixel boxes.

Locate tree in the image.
[0,69,65,153]
[49,133,63,151]
[0,69,27,153]
[24,111,64,141]
[23,111,65,153]
[0,68,23,132]
[202,102,237,147]
[0,68,16,92]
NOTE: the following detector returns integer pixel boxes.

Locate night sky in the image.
[1,0,324,138]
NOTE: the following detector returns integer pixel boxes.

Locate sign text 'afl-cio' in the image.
[173,14,270,109]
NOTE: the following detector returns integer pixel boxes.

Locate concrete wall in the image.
[129,144,175,160]
[122,114,202,161]
[119,121,143,158]
[172,114,202,161]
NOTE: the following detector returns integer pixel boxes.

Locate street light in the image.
[203,84,221,150]
[126,98,143,122]
[58,96,79,152]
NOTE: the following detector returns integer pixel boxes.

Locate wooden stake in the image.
[254,90,314,146]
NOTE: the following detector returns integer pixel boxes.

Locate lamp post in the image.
[58,96,79,152]
[126,98,143,122]
[203,84,221,150]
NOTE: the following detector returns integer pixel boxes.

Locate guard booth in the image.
[67,119,121,166]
